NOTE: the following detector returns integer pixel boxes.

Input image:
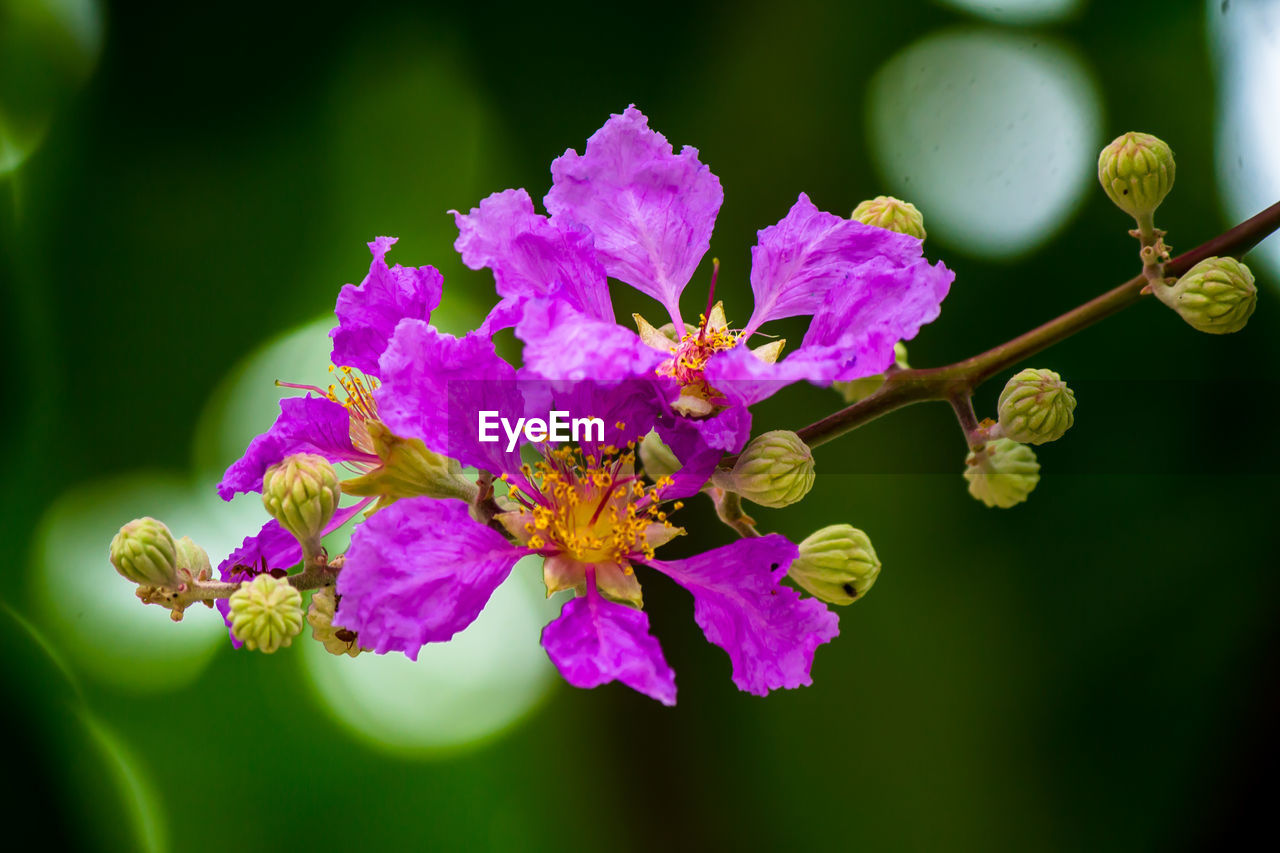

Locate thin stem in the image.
[789,199,1280,451]
[711,489,762,538]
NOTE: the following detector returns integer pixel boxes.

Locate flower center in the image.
[504,445,680,565]
[659,322,741,389]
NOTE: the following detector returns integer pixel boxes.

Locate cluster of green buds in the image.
[1098,131,1257,335]
[713,430,815,508]
[109,517,214,620]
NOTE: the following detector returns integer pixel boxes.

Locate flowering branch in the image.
[790,198,1280,452]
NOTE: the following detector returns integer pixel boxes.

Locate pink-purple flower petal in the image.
[516,297,664,382]
[336,497,526,659]
[645,535,839,696]
[801,256,954,375]
[541,578,677,706]
[545,106,722,326]
[745,193,925,334]
[216,396,375,501]
[331,236,442,376]
[454,189,614,323]
[376,319,525,473]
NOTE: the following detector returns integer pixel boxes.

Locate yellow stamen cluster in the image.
[326,365,380,452]
[512,444,678,564]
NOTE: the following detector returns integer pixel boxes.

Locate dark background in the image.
[2,1,1277,850]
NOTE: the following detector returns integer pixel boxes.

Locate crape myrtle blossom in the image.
[454,106,955,452]
[212,237,445,641]
[332,321,839,703]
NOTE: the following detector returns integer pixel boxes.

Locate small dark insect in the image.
[842,583,859,599]
[334,628,358,651]
[268,568,288,579]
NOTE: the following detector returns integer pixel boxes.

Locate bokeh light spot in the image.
[868,27,1101,258]
[0,0,103,175]
[301,562,559,756]
[1207,0,1280,285]
[937,0,1083,25]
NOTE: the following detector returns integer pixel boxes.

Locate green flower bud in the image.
[262,453,341,547]
[1097,132,1175,221]
[109,518,179,587]
[174,536,212,583]
[833,342,909,404]
[229,574,304,654]
[1155,256,1257,334]
[964,439,1040,509]
[997,368,1076,445]
[341,421,476,508]
[790,524,881,605]
[851,196,926,240]
[638,430,682,482]
[307,586,364,658]
[718,430,815,508]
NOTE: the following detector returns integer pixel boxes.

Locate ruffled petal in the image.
[330,236,443,376]
[644,535,839,696]
[702,345,842,410]
[336,498,525,658]
[516,297,664,383]
[216,396,375,501]
[745,193,925,333]
[376,319,525,474]
[540,577,676,705]
[454,189,614,322]
[801,256,954,378]
[545,106,722,325]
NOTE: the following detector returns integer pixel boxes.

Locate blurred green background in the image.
[2,0,1278,850]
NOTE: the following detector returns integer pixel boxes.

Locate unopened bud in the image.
[639,431,682,482]
[790,524,881,605]
[1155,257,1256,334]
[964,439,1040,509]
[998,368,1076,445]
[109,518,179,587]
[342,421,476,508]
[1098,132,1175,221]
[717,430,815,508]
[307,586,364,658]
[262,453,341,548]
[229,574,304,654]
[174,536,212,583]
[833,342,909,404]
[851,196,926,240]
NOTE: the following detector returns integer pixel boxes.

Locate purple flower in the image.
[454,106,954,451]
[333,326,839,703]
